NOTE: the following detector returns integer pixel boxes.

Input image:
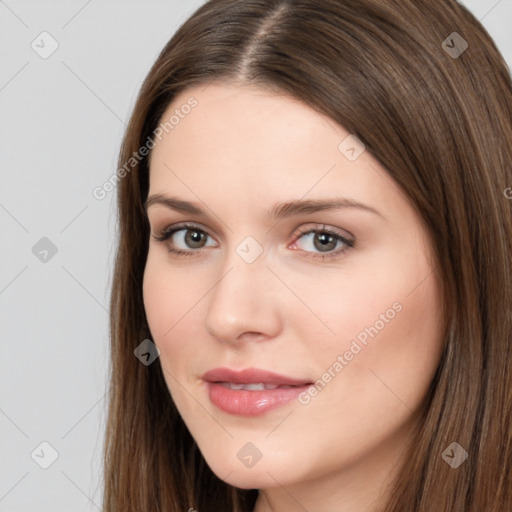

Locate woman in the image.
[103,0,512,510]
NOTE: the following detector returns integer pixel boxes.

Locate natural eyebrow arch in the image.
[269,198,385,220]
[144,194,385,220]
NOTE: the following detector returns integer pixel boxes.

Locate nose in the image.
[204,250,282,345]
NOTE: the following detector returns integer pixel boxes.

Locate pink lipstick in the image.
[202,367,313,416]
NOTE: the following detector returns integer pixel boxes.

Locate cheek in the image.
[142,259,196,412]
[364,275,445,399]
[142,254,209,378]
[284,274,443,475]
[320,276,443,421]
[142,257,172,339]
[356,246,445,403]
[143,253,201,338]
[293,244,444,413]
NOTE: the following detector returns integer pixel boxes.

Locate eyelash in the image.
[152,222,355,261]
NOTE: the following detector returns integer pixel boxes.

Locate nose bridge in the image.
[204,240,279,342]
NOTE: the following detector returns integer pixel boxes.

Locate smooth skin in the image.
[143,82,445,512]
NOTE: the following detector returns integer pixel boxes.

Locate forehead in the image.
[147,83,407,220]
[151,83,339,166]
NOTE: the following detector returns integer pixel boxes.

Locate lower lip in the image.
[206,382,310,416]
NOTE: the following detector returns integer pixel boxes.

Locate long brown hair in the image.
[103,0,512,510]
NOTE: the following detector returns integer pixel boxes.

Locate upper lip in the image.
[202,367,312,386]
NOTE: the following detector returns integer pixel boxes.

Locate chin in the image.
[221,471,276,490]
[206,457,290,490]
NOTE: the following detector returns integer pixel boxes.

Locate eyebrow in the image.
[144,194,385,220]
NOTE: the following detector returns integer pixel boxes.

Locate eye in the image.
[290,225,354,259]
[152,222,354,260]
[152,223,217,255]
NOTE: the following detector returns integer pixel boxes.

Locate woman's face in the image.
[143,83,445,509]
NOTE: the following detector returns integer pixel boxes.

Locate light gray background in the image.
[1,1,511,510]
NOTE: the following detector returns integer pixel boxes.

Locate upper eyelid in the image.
[291,227,354,249]
[160,222,219,242]
[155,222,353,245]
[154,221,349,234]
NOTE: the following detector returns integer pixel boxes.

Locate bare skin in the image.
[143,82,445,512]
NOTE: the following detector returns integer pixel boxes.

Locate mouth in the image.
[202,367,314,416]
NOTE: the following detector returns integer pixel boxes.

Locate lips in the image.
[202,367,312,387]
[202,367,314,416]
